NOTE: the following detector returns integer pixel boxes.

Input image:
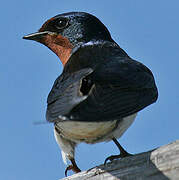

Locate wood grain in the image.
[62,140,179,180]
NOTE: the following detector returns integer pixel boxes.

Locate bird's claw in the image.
[104,153,133,165]
[104,154,122,165]
[65,164,81,177]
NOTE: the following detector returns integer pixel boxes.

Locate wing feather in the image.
[46,57,158,122]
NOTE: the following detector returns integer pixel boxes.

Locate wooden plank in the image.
[62,140,179,180]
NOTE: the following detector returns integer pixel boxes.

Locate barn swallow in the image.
[23,12,158,176]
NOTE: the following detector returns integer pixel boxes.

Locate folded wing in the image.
[47,57,158,122]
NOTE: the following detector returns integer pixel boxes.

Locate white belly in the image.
[55,113,137,143]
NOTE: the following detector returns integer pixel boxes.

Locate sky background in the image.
[1,0,179,179]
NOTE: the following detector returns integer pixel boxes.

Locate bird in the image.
[23,12,158,176]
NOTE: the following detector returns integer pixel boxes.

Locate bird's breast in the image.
[55,120,118,143]
[55,113,137,144]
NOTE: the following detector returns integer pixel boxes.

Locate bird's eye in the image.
[55,18,69,29]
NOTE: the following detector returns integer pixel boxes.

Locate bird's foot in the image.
[104,152,132,165]
[65,158,81,177]
[104,138,133,165]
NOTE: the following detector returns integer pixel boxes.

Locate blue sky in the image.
[1,0,179,179]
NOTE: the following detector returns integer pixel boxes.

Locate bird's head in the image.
[23,12,113,66]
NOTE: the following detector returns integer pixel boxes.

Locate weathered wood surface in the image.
[62,140,179,180]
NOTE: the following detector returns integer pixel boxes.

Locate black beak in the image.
[23,31,56,41]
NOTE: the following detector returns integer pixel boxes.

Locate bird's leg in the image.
[104,138,132,164]
[65,158,81,177]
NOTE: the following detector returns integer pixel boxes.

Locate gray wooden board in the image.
[61,140,179,180]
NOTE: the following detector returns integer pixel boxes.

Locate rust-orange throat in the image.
[38,33,73,66]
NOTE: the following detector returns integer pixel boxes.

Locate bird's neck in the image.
[63,40,123,73]
[40,34,73,66]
